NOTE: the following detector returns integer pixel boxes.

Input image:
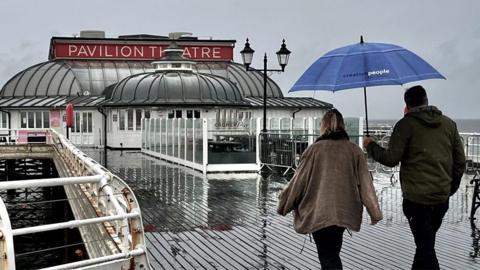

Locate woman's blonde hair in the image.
[320,108,345,135]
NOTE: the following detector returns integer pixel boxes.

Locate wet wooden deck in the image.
[85,149,480,269]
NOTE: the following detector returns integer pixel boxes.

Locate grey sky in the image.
[1,0,479,119]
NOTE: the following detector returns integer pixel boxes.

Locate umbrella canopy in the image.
[289,37,445,133]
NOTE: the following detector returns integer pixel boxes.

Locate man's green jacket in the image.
[367,106,466,205]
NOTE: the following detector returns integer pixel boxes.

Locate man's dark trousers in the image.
[403,199,449,270]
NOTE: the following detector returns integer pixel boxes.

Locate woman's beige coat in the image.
[277,138,382,234]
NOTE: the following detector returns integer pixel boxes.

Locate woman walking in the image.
[277,109,383,269]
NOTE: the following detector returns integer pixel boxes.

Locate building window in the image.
[74,112,81,132]
[20,112,26,128]
[168,110,174,119]
[19,111,50,129]
[127,110,134,130]
[27,112,34,128]
[136,109,142,130]
[119,110,125,130]
[118,109,149,131]
[43,112,49,128]
[0,112,7,128]
[175,110,182,118]
[35,112,42,128]
[71,112,92,134]
[186,110,201,119]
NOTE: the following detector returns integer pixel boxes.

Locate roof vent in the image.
[152,32,196,72]
[79,30,105,38]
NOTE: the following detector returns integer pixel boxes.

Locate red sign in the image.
[52,41,234,61]
[66,103,74,128]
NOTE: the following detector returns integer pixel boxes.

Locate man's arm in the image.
[366,120,410,167]
[450,124,466,195]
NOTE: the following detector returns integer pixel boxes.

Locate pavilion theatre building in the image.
[0,31,332,148]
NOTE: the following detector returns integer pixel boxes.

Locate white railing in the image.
[0,129,150,270]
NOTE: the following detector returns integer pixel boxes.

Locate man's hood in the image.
[406,105,442,128]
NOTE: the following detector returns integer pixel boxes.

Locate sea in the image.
[370,119,480,133]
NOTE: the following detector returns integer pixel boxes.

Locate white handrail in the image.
[0,128,150,270]
[13,212,140,236]
[0,175,103,190]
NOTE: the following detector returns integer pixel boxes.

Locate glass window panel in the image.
[194,119,203,164]
[88,112,92,133]
[82,112,88,133]
[37,64,58,96]
[141,118,146,149]
[119,110,125,131]
[1,112,8,128]
[27,67,46,95]
[167,120,172,155]
[175,110,182,118]
[168,110,174,119]
[144,119,149,149]
[161,119,167,154]
[59,72,81,96]
[43,112,49,128]
[102,62,119,82]
[16,69,36,96]
[150,119,155,151]
[127,110,134,130]
[28,112,35,128]
[179,119,185,159]
[187,110,193,119]
[75,112,81,132]
[155,119,161,152]
[173,120,178,157]
[186,119,193,162]
[35,112,42,128]
[144,110,150,119]
[136,109,142,130]
[88,62,105,95]
[20,112,27,128]
[194,110,200,119]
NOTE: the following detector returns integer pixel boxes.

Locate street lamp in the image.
[240,38,291,132]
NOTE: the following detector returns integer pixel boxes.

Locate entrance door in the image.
[71,111,93,145]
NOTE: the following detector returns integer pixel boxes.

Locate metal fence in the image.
[464,134,480,172]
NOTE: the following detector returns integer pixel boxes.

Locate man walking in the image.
[363,85,466,269]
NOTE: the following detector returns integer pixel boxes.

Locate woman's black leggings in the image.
[312,225,345,270]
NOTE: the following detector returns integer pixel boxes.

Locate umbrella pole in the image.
[363,86,369,136]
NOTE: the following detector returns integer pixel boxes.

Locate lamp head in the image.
[240,38,255,70]
[276,39,291,71]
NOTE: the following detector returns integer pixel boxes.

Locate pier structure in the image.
[0,129,149,269]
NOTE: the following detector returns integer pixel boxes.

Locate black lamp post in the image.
[240,38,291,132]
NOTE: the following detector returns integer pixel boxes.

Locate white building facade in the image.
[0,31,332,148]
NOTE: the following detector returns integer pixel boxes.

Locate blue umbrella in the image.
[290,36,445,134]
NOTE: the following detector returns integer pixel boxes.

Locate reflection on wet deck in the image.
[84,149,479,269]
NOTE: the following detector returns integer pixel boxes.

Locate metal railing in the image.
[259,130,479,176]
[464,133,480,172]
[259,133,372,175]
[0,129,150,270]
